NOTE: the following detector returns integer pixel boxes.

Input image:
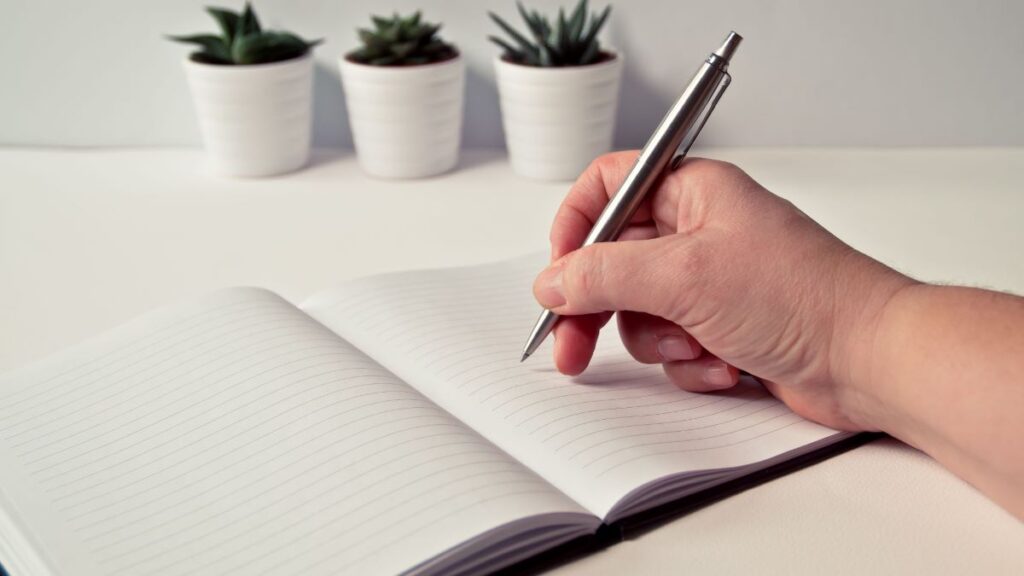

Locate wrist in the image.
[828,250,919,431]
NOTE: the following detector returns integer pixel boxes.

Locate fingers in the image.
[534,234,699,322]
[663,356,740,392]
[551,313,612,376]
[550,151,651,260]
[616,311,736,392]
[617,312,702,364]
[555,308,740,392]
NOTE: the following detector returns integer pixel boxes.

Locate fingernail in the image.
[536,265,566,309]
[703,362,734,389]
[657,336,699,361]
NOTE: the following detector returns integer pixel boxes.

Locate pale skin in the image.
[533,151,1024,520]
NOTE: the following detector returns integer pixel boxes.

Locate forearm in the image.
[854,283,1024,518]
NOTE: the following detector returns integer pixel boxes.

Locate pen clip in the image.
[670,71,732,170]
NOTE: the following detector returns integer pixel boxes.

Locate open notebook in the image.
[0,254,852,575]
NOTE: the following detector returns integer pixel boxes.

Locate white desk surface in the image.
[1,147,1021,573]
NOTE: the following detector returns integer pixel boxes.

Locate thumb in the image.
[533,234,698,321]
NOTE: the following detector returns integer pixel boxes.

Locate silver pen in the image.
[521,31,742,362]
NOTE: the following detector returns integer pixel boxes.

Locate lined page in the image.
[0,288,589,576]
[304,255,844,519]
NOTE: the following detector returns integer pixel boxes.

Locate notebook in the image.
[0,254,853,575]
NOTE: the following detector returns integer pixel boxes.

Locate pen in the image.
[521,31,742,362]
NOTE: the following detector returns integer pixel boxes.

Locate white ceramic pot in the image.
[183,54,313,177]
[339,54,464,179]
[495,53,623,181]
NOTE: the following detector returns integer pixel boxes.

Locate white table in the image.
[1,148,1021,573]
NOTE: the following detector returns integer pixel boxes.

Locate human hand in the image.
[533,151,915,431]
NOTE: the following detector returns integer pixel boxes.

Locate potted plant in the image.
[168,3,321,177]
[489,0,620,181]
[339,12,463,179]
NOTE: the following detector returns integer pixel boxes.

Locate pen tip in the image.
[520,352,530,363]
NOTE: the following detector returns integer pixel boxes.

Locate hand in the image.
[533,151,914,431]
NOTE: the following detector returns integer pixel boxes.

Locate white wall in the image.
[3,0,1023,148]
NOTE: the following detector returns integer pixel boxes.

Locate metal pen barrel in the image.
[521,32,742,362]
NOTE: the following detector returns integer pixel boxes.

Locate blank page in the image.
[304,255,845,519]
[0,288,589,576]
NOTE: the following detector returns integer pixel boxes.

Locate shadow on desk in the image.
[496,433,882,576]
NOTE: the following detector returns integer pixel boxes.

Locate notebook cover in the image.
[494,432,880,576]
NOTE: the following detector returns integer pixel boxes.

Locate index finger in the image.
[549,151,652,260]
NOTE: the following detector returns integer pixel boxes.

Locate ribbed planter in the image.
[339,54,464,179]
[495,53,623,181]
[183,54,313,177]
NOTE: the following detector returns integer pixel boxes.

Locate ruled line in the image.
[0,286,571,575]
[0,298,269,408]
[0,305,298,433]
[305,254,833,509]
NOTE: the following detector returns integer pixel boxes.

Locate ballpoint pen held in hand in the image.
[520,31,742,362]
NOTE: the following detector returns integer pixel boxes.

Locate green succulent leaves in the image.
[168,3,321,65]
[348,12,458,66]
[489,0,611,67]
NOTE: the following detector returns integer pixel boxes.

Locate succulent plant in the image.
[488,0,611,67]
[347,12,458,66]
[167,3,321,65]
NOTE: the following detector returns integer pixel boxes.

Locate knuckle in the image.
[660,240,707,318]
[701,158,742,178]
[710,159,742,176]
[565,246,604,307]
[589,151,641,184]
[591,152,620,174]
[676,158,744,193]
[672,159,763,230]
[576,153,617,189]
[560,255,583,305]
